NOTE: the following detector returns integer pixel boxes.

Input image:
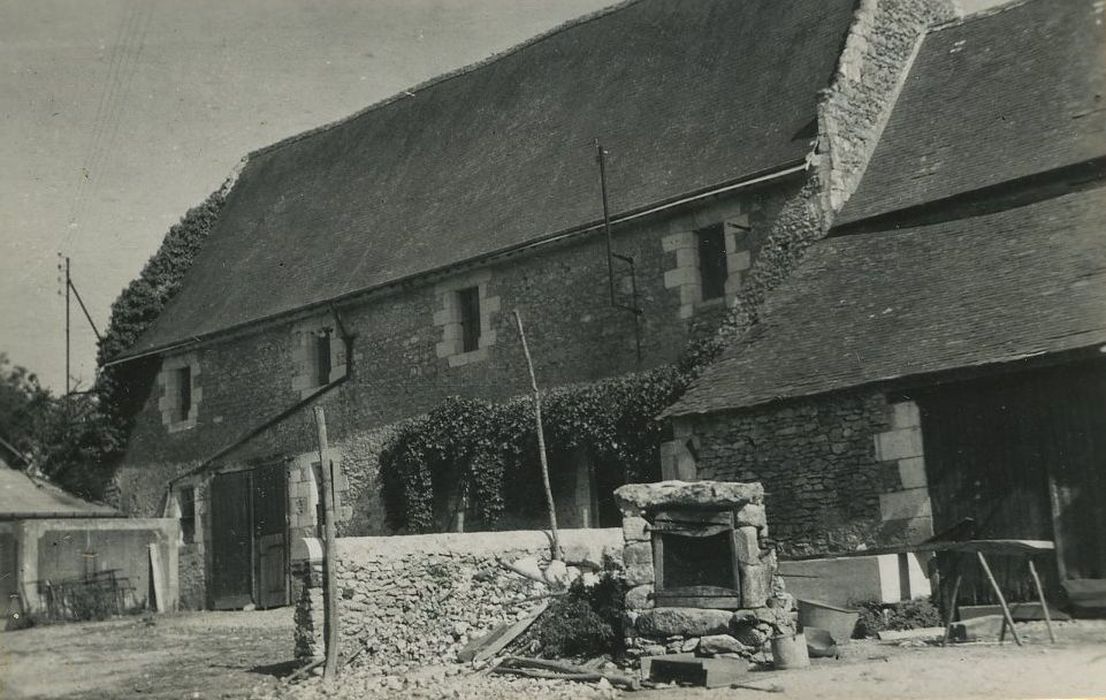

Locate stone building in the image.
[106,0,955,610]
[665,0,1106,610]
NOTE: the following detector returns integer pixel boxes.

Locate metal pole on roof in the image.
[595,139,617,307]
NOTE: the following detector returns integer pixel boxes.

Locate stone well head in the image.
[614,481,791,656]
[615,480,772,611]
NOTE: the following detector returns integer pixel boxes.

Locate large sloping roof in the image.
[666,186,1106,416]
[836,0,1106,226]
[0,468,120,519]
[126,0,857,357]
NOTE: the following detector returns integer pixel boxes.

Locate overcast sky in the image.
[1,0,1007,393]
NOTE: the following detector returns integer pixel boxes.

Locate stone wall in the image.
[818,0,957,213]
[292,529,623,670]
[678,391,932,558]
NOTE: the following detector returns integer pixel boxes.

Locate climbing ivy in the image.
[379,364,687,533]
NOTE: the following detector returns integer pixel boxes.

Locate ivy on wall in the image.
[379,365,686,533]
[78,188,228,492]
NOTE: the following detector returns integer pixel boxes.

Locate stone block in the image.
[732,526,761,565]
[897,457,928,490]
[891,401,920,430]
[636,607,733,638]
[878,488,931,521]
[625,584,655,611]
[698,633,749,656]
[874,427,923,461]
[624,541,653,566]
[622,516,650,543]
[734,504,766,529]
[625,562,655,588]
[739,563,771,609]
[662,231,696,252]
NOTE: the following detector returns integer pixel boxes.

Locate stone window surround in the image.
[663,210,752,320]
[433,269,501,368]
[291,315,348,398]
[158,352,201,433]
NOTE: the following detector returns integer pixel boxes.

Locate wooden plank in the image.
[657,585,740,597]
[654,594,741,609]
[650,521,732,537]
[653,509,733,526]
[458,602,548,663]
[147,544,165,613]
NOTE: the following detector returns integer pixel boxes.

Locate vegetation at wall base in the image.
[535,574,628,658]
[852,597,943,638]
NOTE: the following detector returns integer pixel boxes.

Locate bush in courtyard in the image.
[853,597,942,638]
[536,574,628,658]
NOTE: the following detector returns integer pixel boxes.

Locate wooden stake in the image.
[976,551,1021,646]
[941,569,963,645]
[313,406,340,679]
[1027,558,1056,643]
[512,310,561,561]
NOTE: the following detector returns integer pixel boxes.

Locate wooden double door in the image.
[210,464,289,610]
[919,359,1106,603]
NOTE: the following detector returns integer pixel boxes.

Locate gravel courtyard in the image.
[1,611,1104,699]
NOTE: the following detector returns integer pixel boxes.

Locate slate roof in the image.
[0,468,120,519]
[666,186,1106,416]
[836,0,1106,227]
[125,0,858,357]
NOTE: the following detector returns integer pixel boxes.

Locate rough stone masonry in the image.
[615,480,796,660]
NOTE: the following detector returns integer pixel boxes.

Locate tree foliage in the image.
[0,353,51,464]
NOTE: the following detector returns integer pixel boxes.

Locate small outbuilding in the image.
[0,467,178,620]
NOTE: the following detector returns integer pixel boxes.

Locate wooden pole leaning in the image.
[313,406,341,679]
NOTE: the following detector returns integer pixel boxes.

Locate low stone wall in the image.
[293,528,623,670]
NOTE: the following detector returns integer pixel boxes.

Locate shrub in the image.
[536,574,628,658]
[853,597,942,638]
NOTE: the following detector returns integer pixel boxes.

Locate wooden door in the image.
[210,470,254,609]
[252,464,289,609]
[919,359,1106,603]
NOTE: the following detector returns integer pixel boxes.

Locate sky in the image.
[0,0,1009,393]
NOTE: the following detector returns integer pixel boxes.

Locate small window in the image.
[176,366,192,421]
[314,329,333,386]
[178,486,196,544]
[697,224,728,301]
[457,287,481,353]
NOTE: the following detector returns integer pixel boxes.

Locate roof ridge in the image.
[931,0,1037,33]
[248,0,643,160]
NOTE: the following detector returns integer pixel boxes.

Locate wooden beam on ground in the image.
[457,601,548,663]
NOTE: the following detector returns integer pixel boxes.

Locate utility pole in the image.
[65,256,71,399]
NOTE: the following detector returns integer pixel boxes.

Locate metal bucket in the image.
[797,598,859,644]
[770,631,810,669]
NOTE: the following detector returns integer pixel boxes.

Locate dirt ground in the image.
[0,608,295,699]
[1,611,1105,700]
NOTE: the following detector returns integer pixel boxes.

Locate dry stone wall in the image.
[293,529,623,671]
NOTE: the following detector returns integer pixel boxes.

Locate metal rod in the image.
[313,406,340,679]
[595,139,616,307]
[68,279,102,342]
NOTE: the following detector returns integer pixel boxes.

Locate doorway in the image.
[209,463,289,610]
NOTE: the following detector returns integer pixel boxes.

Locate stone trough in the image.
[615,480,796,661]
